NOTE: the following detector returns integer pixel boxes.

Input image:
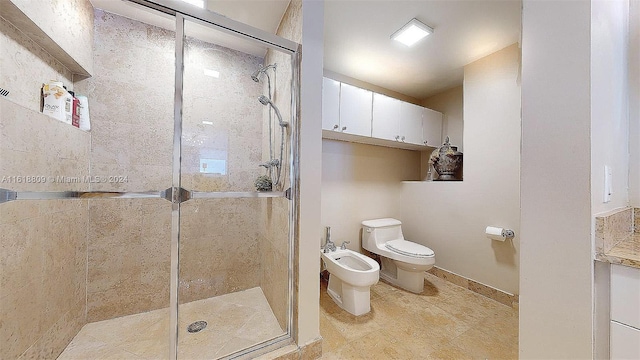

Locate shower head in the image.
[251,64,277,83]
[258,95,270,106]
[251,71,261,82]
[258,95,288,127]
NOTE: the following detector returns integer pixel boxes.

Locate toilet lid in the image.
[385,240,434,258]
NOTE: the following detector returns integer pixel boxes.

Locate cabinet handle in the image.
[395,135,400,141]
[401,136,405,142]
[423,140,428,145]
[333,124,339,130]
[342,126,347,131]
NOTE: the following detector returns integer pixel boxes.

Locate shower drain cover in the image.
[187,320,207,333]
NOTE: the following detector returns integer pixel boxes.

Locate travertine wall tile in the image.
[258,0,300,331]
[0,200,88,359]
[8,0,94,75]
[0,15,73,112]
[86,198,170,321]
[179,199,262,304]
[0,98,91,192]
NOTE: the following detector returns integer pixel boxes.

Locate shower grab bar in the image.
[190,191,286,199]
[0,188,287,205]
[0,188,163,204]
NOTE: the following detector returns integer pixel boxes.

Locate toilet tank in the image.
[361,218,404,250]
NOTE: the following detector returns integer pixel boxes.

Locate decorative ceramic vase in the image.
[429,137,463,181]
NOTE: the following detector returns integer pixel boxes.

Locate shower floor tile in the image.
[58,287,284,360]
[319,272,519,359]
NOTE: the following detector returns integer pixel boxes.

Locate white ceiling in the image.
[324,1,522,99]
[90,1,521,100]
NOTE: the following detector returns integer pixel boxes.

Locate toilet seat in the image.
[385,239,434,258]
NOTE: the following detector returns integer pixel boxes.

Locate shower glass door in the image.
[174,15,297,359]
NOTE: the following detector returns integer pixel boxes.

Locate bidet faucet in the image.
[340,241,350,250]
[324,227,336,253]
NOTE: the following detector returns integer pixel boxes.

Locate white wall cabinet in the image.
[423,108,444,147]
[399,102,424,145]
[322,77,341,131]
[610,264,640,360]
[372,93,400,141]
[322,77,443,151]
[338,83,372,137]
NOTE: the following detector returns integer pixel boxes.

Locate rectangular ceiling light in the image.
[391,18,433,47]
[203,68,220,78]
[181,0,205,8]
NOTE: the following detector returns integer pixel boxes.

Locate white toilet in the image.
[320,248,380,316]
[361,218,435,293]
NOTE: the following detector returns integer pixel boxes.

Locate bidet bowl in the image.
[320,248,380,287]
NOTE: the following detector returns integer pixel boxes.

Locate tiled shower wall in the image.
[260,0,302,330]
[1,7,293,359]
[1,5,91,357]
[77,10,270,320]
[75,9,175,322]
[0,13,73,112]
[0,100,90,359]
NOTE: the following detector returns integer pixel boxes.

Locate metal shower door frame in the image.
[162,4,301,360]
[0,2,301,359]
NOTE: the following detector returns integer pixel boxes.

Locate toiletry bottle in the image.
[68,90,80,128]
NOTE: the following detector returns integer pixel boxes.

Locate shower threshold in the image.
[58,287,284,360]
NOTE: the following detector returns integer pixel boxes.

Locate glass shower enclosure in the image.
[0,1,299,359]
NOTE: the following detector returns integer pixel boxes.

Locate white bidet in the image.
[320,248,380,316]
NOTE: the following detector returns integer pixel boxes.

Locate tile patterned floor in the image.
[58,287,284,360]
[319,273,519,359]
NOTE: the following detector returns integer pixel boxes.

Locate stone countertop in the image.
[597,234,640,269]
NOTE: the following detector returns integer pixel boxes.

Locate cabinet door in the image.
[372,93,400,141]
[399,102,424,145]
[611,264,640,329]
[339,83,372,137]
[423,107,443,147]
[611,321,640,360]
[322,77,341,131]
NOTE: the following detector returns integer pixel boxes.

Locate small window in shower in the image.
[200,154,227,175]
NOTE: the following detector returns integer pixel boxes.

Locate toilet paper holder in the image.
[485,226,515,241]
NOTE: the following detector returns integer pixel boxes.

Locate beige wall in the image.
[322,140,421,251]
[591,0,630,215]
[0,14,73,112]
[6,0,94,76]
[520,1,593,358]
[629,0,640,206]
[0,99,89,359]
[401,44,521,296]
[298,0,323,347]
